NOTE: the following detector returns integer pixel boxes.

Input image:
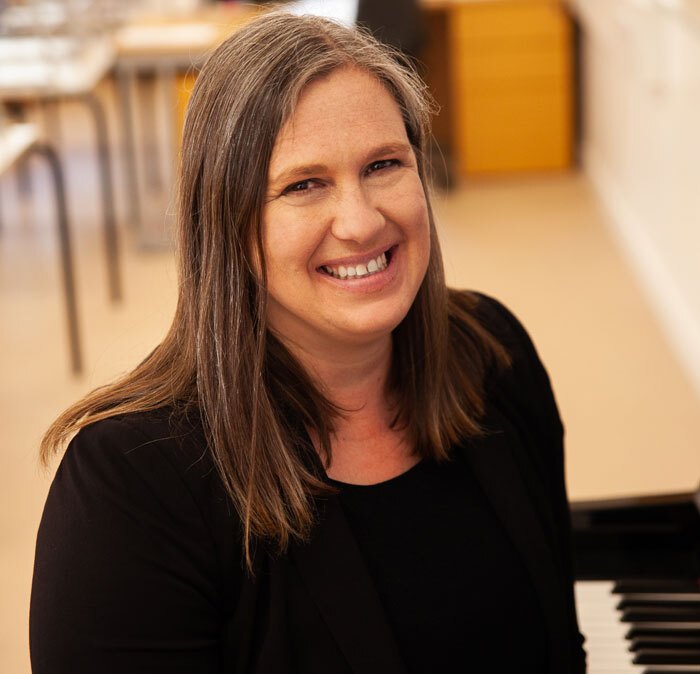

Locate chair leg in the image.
[40,99,63,153]
[30,143,83,375]
[5,102,34,200]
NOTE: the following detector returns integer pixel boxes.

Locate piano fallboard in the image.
[572,489,700,581]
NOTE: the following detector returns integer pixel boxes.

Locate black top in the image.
[29,292,586,674]
[332,457,548,674]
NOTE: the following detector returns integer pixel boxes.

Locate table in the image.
[114,4,261,243]
[0,34,122,301]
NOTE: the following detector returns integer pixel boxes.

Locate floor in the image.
[1,97,699,673]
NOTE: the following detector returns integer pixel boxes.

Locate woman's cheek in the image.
[268,204,331,267]
[386,183,429,229]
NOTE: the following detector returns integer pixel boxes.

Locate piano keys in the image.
[575,579,700,673]
[571,486,700,674]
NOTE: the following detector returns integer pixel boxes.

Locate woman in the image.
[30,12,586,674]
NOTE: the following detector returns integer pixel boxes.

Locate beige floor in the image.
[1,121,699,671]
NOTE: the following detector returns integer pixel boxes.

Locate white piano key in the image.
[576,581,643,674]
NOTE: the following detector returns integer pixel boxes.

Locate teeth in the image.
[321,250,391,279]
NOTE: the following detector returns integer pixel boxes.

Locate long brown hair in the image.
[41,12,508,569]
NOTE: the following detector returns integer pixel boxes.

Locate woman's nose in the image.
[329,185,385,244]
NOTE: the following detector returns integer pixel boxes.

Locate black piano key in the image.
[619,599,700,610]
[625,623,700,640]
[631,635,700,651]
[614,579,700,594]
[633,648,700,665]
[621,592,700,603]
[623,606,700,622]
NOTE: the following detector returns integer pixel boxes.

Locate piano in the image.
[572,486,700,673]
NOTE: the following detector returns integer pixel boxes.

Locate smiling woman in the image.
[30,11,586,674]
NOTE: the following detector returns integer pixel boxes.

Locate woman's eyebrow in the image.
[269,141,413,187]
[269,163,327,188]
[367,141,412,158]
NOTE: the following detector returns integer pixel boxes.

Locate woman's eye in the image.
[366,158,400,174]
[282,179,314,195]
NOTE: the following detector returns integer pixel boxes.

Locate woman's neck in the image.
[285,334,392,414]
[284,335,416,483]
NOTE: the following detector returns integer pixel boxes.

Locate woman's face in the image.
[262,66,430,355]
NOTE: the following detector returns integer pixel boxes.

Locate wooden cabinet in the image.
[443,0,574,175]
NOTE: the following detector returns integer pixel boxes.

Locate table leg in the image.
[30,143,82,375]
[117,69,142,230]
[81,91,122,303]
[158,66,176,194]
[139,72,162,193]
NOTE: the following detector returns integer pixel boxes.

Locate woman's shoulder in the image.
[33,407,241,671]
[54,407,239,557]
[64,407,214,495]
[452,289,563,434]
[70,406,209,469]
[451,289,537,357]
[451,290,550,379]
[73,405,204,446]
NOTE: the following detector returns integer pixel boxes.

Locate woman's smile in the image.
[319,246,391,280]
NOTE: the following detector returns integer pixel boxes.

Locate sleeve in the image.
[476,293,587,674]
[29,417,225,674]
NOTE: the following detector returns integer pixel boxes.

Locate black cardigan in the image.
[30,294,587,674]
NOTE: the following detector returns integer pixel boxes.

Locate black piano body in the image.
[572,487,700,581]
[571,486,700,672]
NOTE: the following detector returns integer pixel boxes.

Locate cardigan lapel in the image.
[290,495,407,674]
[460,418,571,673]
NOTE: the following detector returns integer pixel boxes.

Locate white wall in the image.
[570,0,700,398]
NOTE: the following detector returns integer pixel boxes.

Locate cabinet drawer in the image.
[458,42,569,82]
[456,86,572,174]
[451,1,570,41]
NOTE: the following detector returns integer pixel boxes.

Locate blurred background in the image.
[1,0,699,671]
